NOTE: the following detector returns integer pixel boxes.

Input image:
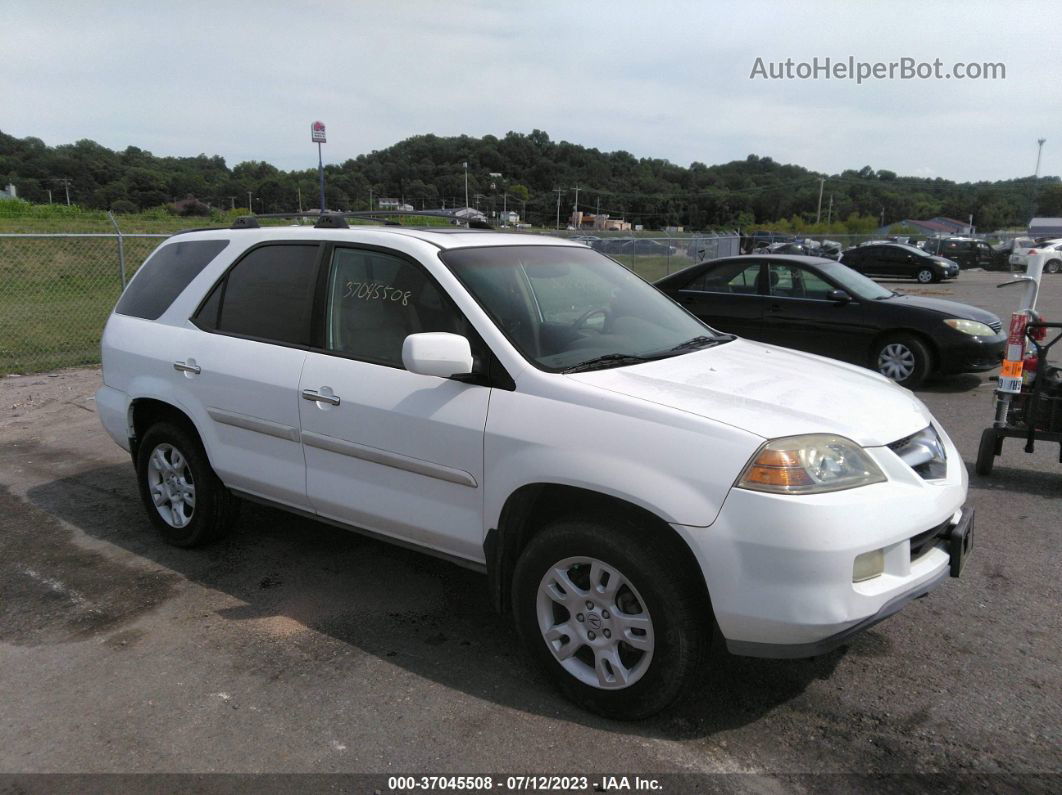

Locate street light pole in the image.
[247,190,252,212]
[816,177,825,225]
[463,162,469,209]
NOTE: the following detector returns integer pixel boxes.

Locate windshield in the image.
[816,260,895,300]
[440,245,723,371]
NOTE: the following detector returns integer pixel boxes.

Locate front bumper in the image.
[673,425,969,655]
[937,333,1005,374]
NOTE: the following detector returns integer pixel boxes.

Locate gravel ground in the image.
[0,271,1059,790]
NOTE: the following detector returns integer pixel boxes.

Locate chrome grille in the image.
[988,320,1003,333]
[888,425,947,480]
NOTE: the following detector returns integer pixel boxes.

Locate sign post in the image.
[311,121,327,213]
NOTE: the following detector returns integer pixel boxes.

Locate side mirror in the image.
[827,289,851,303]
[402,332,474,378]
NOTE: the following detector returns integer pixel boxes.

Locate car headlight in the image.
[944,318,995,336]
[737,434,886,495]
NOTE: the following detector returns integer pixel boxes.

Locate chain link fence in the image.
[0,233,167,374]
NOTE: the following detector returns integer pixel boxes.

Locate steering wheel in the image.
[572,307,609,330]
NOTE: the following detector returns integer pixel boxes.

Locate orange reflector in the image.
[1001,360,1023,378]
[742,465,815,488]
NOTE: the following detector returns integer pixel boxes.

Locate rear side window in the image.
[197,244,320,346]
[115,239,229,320]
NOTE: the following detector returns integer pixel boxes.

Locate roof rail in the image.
[234,210,493,230]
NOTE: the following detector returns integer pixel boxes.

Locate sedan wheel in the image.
[873,334,932,388]
[1046,259,1061,274]
[916,267,936,284]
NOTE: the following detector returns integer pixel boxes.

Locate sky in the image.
[4,0,1060,183]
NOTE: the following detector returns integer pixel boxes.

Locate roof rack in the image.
[228,210,493,230]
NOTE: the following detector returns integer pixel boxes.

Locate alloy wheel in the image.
[146,443,196,529]
[536,556,655,689]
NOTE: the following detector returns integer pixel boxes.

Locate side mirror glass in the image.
[827,289,851,303]
[402,333,474,378]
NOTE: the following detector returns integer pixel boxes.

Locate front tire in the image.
[1045,259,1061,274]
[136,422,239,547]
[873,334,932,388]
[915,267,939,284]
[975,428,997,475]
[512,517,709,720]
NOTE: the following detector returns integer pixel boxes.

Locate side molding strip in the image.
[301,431,478,488]
[207,407,301,443]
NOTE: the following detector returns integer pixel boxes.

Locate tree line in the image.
[2,128,1059,231]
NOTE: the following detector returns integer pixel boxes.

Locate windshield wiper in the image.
[562,353,662,373]
[667,334,734,352]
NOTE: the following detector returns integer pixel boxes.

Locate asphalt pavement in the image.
[0,270,1058,789]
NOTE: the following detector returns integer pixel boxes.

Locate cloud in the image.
[3,0,1059,181]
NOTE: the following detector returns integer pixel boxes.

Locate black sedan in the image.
[655,255,1005,388]
[841,242,959,283]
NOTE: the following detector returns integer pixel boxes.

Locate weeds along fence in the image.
[0,232,167,374]
[0,228,741,375]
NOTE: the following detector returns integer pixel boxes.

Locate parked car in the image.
[97,223,973,719]
[841,242,959,283]
[655,255,1004,388]
[1008,237,1044,270]
[618,239,677,257]
[1010,238,1062,274]
[922,237,997,270]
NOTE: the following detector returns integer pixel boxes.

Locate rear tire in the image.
[1045,259,1061,274]
[136,422,239,547]
[975,428,997,476]
[512,517,709,720]
[873,334,933,389]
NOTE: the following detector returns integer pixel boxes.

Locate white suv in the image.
[97,218,974,719]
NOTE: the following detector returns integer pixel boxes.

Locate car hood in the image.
[884,294,1000,325]
[566,338,931,446]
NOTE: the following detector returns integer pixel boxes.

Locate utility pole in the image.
[1035,138,1047,178]
[46,189,52,204]
[297,186,303,213]
[247,191,252,212]
[554,188,563,230]
[463,162,469,209]
[227,196,236,210]
[880,207,885,228]
[827,194,833,225]
[369,188,373,211]
[815,177,825,225]
[572,185,580,228]
[53,178,72,205]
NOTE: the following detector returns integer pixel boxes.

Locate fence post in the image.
[108,211,127,289]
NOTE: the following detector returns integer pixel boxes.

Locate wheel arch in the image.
[484,483,712,617]
[129,398,205,464]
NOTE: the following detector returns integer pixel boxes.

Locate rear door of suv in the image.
[297,243,491,562]
[184,241,322,510]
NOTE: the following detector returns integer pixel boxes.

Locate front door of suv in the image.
[298,245,490,563]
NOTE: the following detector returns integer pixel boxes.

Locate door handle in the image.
[302,389,340,406]
[173,361,201,374]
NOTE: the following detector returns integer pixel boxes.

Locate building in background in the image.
[1028,217,1062,238]
[570,211,631,231]
[0,183,17,201]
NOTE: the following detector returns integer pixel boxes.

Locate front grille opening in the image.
[909,519,949,562]
[888,425,947,480]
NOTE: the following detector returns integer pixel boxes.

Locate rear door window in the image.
[198,243,320,346]
[115,239,229,320]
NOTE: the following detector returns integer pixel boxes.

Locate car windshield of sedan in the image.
[441,245,727,372]
[816,260,895,300]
